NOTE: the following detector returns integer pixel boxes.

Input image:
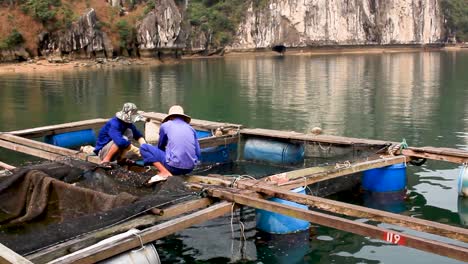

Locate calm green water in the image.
[1,51,468,263]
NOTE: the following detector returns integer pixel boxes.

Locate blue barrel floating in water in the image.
[362,190,406,213]
[244,138,304,165]
[45,129,96,149]
[256,187,310,234]
[196,130,235,164]
[458,196,468,226]
[362,163,407,192]
[457,165,468,197]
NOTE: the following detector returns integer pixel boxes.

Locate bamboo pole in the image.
[47,202,233,264]
[207,188,468,262]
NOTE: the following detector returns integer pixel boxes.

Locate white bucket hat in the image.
[116,102,144,123]
[162,105,191,123]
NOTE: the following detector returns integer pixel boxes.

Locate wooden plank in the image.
[48,202,233,264]
[0,134,100,164]
[207,188,468,262]
[0,139,65,161]
[279,155,407,189]
[27,198,214,264]
[236,181,468,243]
[6,119,108,138]
[240,128,391,146]
[188,175,468,243]
[0,161,15,170]
[141,112,243,131]
[402,149,468,164]
[199,135,239,148]
[0,243,33,264]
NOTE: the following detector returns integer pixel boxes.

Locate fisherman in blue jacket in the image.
[140,105,200,183]
[94,102,147,167]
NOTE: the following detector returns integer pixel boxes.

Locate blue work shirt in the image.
[158,117,201,169]
[94,117,143,155]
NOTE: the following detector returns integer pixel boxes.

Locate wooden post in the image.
[0,243,33,264]
[47,202,233,264]
[207,188,468,262]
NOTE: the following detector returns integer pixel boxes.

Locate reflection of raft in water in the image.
[0,111,468,263]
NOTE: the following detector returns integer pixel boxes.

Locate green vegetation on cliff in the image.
[0,29,24,49]
[188,0,247,46]
[441,0,468,41]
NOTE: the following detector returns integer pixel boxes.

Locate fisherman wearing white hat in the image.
[141,105,201,183]
[94,102,147,168]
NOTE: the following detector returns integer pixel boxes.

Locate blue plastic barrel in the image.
[196,130,211,139]
[362,190,406,213]
[458,196,468,226]
[256,187,310,234]
[457,165,468,197]
[362,163,406,192]
[45,129,96,149]
[244,138,304,165]
[195,130,235,164]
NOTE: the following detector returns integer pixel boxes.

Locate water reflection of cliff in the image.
[225,52,441,142]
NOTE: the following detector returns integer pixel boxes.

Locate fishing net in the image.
[0,160,198,255]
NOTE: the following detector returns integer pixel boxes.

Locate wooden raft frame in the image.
[0,114,468,262]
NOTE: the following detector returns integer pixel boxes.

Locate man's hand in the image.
[138,137,147,145]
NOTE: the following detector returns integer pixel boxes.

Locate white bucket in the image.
[145,122,160,144]
[102,243,161,264]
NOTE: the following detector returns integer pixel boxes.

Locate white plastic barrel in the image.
[102,243,161,264]
[145,121,160,144]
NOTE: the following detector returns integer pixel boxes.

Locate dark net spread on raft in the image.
[0,161,197,255]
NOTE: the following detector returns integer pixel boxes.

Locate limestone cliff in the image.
[229,0,443,50]
[136,0,184,57]
[0,0,447,62]
[39,9,113,59]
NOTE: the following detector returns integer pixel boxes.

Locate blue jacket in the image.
[94,117,143,155]
[158,118,201,169]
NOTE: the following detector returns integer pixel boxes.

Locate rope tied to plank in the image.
[335,160,351,169]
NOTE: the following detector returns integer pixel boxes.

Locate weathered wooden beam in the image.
[47,201,233,264]
[402,149,468,164]
[0,139,65,161]
[207,188,468,262]
[188,174,468,243]
[27,198,214,264]
[0,161,15,170]
[0,134,100,164]
[141,112,242,131]
[199,135,239,148]
[0,243,33,264]
[280,155,407,189]
[236,181,468,243]
[240,128,390,146]
[5,119,108,138]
